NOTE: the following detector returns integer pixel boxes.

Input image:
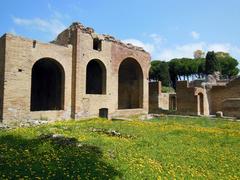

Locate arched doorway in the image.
[198,93,204,115]
[86,59,106,94]
[118,58,143,109]
[31,58,65,111]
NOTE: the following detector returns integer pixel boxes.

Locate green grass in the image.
[0,116,240,179]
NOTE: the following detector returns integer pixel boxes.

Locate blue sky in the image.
[1,0,240,60]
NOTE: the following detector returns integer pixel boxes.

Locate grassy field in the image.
[0,116,240,179]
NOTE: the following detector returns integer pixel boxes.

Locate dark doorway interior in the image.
[118,58,143,109]
[86,59,106,94]
[31,58,65,111]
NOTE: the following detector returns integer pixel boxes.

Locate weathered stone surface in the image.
[0,35,5,122]
[0,22,150,126]
[148,81,176,113]
[89,127,135,139]
[53,22,149,53]
[0,123,10,130]
[176,76,240,118]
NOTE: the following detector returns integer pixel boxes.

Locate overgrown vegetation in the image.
[161,86,175,93]
[0,117,240,179]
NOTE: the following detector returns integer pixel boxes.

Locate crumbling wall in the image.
[209,78,240,116]
[1,22,151,124]
[149,81,176,112]
[73,29,114,118]
[149,81,161,113]
[0,35,6,121]
[222,98,240,118]
[111,42,150,116]
[52,22,151,118]
[3,34,72,124]
[176,81,198,115]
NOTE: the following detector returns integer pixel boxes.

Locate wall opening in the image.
[31,58,65,111]
[118,58,143,109]
[86,59,106,94]
[93,38,102,51]
[99,108,108,119]
[170,96,177,110]
[198,93,204,115]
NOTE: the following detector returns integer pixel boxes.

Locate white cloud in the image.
[123,32,240,61]
[12,3,68,39]
[157,42,240,61]
[13,17,66,37]
[190,31,200,40]
[157,42,205,60]
[207,43,231,52]
[122,39,155,54]
[149,33,163,44]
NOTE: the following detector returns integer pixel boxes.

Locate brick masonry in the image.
[0,22,151,124]
[0,35,6,121]
[176,78,240,118]
[148,81,176,113]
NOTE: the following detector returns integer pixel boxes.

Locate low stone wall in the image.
[222,98,240,118]
[159,93,170,110]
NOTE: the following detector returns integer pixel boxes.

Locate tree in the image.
[168,60,178,89]
[215,52,230,58]
[152,51,239,90]
[149,60,170,86]
[205,51,220,75]
[194,50,205,59]
[215,52,239,78]
[196,58,206,78]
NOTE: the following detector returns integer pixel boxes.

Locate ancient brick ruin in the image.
[1,22,240,125]
[149,73,240,119]
[176,74,240,118]
[0,22,150,124]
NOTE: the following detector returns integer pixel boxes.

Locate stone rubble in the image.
[89,127,135,139]
[0,123,10,130]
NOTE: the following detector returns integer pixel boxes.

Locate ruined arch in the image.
[118,58,143,109]
[31,58,65,111]
[86,59,106,94]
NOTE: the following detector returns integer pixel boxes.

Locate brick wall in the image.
[3,34,72,124]
[176,81,198,115]
[0,35,6,121]
[209,78,240,116]
[1,22,151,124]
[111,43,151,116]
[149,81,161,113]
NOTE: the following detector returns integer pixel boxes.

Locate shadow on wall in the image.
[0,135,121,179]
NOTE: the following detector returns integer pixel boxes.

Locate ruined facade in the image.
[0,22,151,124]
[149,81,176,113]
[176,77,240,118]
[148,76,240,119]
